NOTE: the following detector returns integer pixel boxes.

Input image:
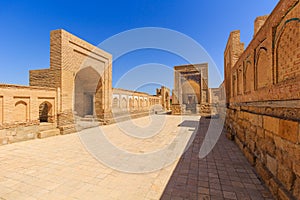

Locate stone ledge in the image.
[38,129,60,139]
[228,104,300,122]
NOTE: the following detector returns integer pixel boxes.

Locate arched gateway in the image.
[30,29,113,133]
[29,29,168,134]
[39,101,53,122]
[74,67,102,118]
[171,63,209,115]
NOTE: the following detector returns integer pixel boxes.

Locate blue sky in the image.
[0,0,278,94]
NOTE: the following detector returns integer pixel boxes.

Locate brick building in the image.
[218,0,300,198]
[171,63,210,115]
[0,30,170,143]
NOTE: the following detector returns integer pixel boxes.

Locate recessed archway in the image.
[74,67,102,118]
[121,97,127,110]
[182,80,200,113]
[39,101,53,123]
[14,101,27,122]
[113,97,119,108]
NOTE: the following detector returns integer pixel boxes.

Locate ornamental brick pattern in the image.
[219,0,300,199]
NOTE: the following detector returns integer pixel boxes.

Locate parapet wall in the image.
[222,0,300,199]
[30,69,57,88]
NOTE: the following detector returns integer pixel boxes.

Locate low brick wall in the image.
[0,84,59,145]
[225,104,300,199]
[0,121,40,145]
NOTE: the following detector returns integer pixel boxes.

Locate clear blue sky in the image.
[0,0,278,94]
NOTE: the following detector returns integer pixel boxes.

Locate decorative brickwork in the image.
[172,63,210,115]
[30,29,113,133]
[0,84,57,144]
[1,29,170,142]
[111,87,166,123]
[220,0,300,199]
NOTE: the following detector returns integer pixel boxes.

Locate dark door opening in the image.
[39,102,52,123]
[186,95,196,113]
[85,94,94,116]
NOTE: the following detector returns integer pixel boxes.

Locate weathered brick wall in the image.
[160,86,171,110]
[28,30,167,134]
[254,15,269,37]
[0,84,58,144]
[225,104,300,199]
[225,0,300,103]
[172,63,210,115]
[55,29,112,115]
[222,0,300,199]
[215,82,226,120]
[224,31,244,103]
[29,69,59,88]
[30,29,113,131]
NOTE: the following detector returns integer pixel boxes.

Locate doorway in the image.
[74,67,101,117]
[186,95,196,113]
[39,101,52,122]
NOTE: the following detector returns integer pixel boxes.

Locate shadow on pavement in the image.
[160,117,273,200]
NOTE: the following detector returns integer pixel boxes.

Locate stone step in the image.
[38,123,57,132]
[37,128,60,139]
[75,121,101,131]
[76,116,102,122]
[184,110,192,114]
[79,118,98,122]
[59,125,77,135]
[83,115,94,118]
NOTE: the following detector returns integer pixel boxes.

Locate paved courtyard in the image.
[0,115,272,200]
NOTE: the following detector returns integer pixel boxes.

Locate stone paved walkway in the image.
[0,116,273,200]
[0,115,196,200]
[161,117,273,200]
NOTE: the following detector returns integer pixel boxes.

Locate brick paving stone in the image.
[223,191,237,199]
[198,187,210,195]
[198,194,210,200]
[160,117,274,200]
[0,115,274,199]
[0,115,201,200]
